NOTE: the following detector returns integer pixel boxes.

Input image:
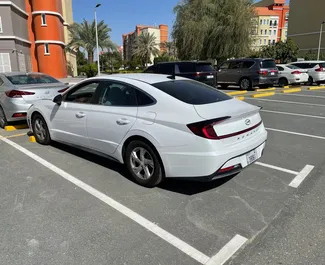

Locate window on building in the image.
[268,40,271,45]
[265,29,267,35]
[272,40,276,45]
[285,31,287,36]
[263,19,266,25]
[274,20,278,26]
[264,39,266,44]
[285,12,289,20]
[269,30,271,35]
[270,20,273,26]
[259,39,262,45]
[267,19,269,25]
[41,14,47,26]
[0,53,11,72]
[44,43,50,55]
[0,17,3,33]
[285,21,288,28]
[274,30,276,35]
[260,29,263,35]
[260,19,263,25]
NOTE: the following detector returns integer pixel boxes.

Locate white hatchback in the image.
[27,74,267,187]
[276,64,309,86]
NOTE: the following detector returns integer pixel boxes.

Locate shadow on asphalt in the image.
[50,141,235,195]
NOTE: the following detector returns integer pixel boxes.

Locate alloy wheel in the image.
[130,147,155,180]
[241,79,250,90]
[34,118,47,141]
[0,108,6,128]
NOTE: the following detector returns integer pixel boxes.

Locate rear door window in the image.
[152,80,231,105]
[286,65,299,69]
[219,62,230,69]
[308,63,318,68]
[196,63,214,72]
[229,61,242,69]
[261,60,276,68]
[277,66,284,71]
[242,61,255,69]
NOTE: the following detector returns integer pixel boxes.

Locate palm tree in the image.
[161,41,177,59]
[132,32,160,67]
[67,19,116,63]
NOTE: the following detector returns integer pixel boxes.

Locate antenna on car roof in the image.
[167,64,176,80]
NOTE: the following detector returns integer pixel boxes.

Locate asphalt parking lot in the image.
[1,85,325,265]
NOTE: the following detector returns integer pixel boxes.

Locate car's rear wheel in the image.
[32,113,51,145]
[125,140,163,187]
[239,78,252,90]
[0,106,8,129]
[278,77,288,87]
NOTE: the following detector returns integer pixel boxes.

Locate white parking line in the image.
[261,110,325,120]
[0,136,210,265]
[206,235,248,265]
[277,93,325,99]
[246,98,325,107]
[289,165,314,188]
[266,127,325,140]
[255,161,298,175]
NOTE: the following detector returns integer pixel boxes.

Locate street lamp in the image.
[95,3,101,76]
[317,21,325,61]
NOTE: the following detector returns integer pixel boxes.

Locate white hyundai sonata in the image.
[27,74,267,187]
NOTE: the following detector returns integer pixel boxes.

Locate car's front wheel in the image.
[239,78,252,90]
[125,140,164,187]
[32,113,51,145]
[0,106,8,129]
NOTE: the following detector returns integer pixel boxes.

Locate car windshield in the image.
[6,74,60,85]
[286,65,300,69]
[261,60,276,68]
[151,80,231,105]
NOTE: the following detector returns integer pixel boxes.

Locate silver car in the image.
[0,72,68,128]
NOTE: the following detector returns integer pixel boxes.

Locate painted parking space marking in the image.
[289,165,315,188]
[266,127,325,140]
[246,98,325,107]
[0,136,253,265]
[205,235,248,265]
[277,93,325,99]
[261,110,325,120]
[4,133,27,139]
[255,161,299,175]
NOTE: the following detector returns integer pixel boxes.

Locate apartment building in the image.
[288,0,325,54]
[0,0,75,78]
[122,24,168,62]
[252,0,289,50]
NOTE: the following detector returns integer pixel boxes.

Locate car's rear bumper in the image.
[1,98,31,122]
[160,127,267,179]
[255,77,279,86]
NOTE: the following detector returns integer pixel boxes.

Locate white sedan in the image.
[27,74,267,187]
[276,64,309,86]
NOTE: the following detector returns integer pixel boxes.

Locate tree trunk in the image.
[88,51,94,64]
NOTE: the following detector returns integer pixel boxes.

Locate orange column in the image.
[30,0,67,78]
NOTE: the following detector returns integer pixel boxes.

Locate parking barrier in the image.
[251,92,275,98]
[29,136,36,143]
[226,90,247,96]
[4,124,29,131]
[281,88,302,93]
[255,87,276,92]
[283,85,290,89]
[236,96,245,100]
[308,86,325,90]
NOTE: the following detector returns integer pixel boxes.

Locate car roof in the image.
[89,73,188,84]
[291,61,325,63]
[229,58,273,62]
[2,72,47,76]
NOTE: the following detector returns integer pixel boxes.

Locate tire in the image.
[32,113,51,145]
[125,140,164,187]
[316,81,322,86]
[0,106,8,129]
[278,77,288,87]
[308,76,314,86]
[239,78,252,90]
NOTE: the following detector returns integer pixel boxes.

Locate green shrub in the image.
[79,63,98,77]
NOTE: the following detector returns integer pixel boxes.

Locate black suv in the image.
[144,61,217,87]
[217,58,279,90]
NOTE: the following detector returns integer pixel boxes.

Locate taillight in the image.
[217,164,241,174]
[291,70,301,74]
[257,70,268,76]
[315,67,324,72]
[12,113,27,118]
[5,90,35,98]
[195,72,201,77]
[187,117,231,140]
[58,87,69,93]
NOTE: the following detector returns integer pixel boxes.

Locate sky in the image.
[72,0,290,46]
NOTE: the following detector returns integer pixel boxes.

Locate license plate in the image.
[246,150,257,165]
[271,72,275,75]
[207,75,214,79]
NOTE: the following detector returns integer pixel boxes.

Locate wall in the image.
[288,0,325,53]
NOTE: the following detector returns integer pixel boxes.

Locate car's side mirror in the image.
[53,94,63,105]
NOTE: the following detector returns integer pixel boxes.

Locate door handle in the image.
[116,118,130,125]
[76,112,86,118]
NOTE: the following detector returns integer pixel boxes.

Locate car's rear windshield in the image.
[151,80,231,105]
[286,65,299,69]
[6,74,60,85]
[261,60,276,68]
[196,63,214,72]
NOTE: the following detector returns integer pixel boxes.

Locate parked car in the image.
[144,61,217,87]
[0,72,68,128]
[276,64,309,86]
[27,74,267,187]
[289,61,325,85]
[217,58,279,90]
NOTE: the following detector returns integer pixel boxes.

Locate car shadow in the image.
[158,174,237,195]
[50,141,236,195]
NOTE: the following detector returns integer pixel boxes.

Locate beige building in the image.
[288,0,325,55]
[62,0,77,77]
